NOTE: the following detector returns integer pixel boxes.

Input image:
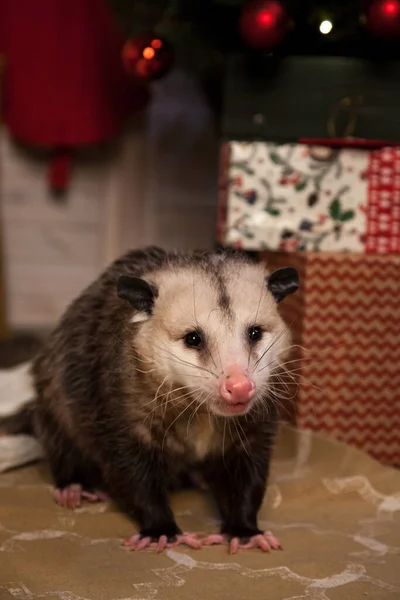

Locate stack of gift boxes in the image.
[218,140,400,467]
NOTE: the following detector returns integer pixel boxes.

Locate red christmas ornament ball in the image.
[122,34,174,81]
[366,0,400,38]
[239,0,290,50]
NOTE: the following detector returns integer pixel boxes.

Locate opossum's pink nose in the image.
[219,373,256,404]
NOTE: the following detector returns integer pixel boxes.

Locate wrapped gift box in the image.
[218,141,400,254]
[261,250,400,467]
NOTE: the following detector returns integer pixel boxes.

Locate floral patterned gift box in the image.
[217,141,400,254]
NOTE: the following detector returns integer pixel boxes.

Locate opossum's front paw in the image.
[202,531,282,554]
[54,484,108,509]
[124,532,201,553]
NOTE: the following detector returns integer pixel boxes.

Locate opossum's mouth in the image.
[213,398,253,417]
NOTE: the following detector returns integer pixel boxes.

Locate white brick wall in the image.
[0,131,115,328]
[0,69,220,330]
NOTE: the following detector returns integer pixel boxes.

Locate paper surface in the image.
[1,424,399,599]
[0,360,43,473]
[0,360,34,417]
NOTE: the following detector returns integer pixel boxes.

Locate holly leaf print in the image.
[295,179,307,192]
[339,210,355,222]
[329,198,341,220]
[266,207,281,216]
[231,161,254,175]
[269,152,284,165]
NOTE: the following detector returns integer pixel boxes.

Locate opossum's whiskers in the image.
[227,417,233,454]
[253,313,300,372]
[162,396,203,450]
[192,277,218,372]
[134,366,157,374]
[158,391,195,420]
[207,399,215,433]
[187,391,211,435]
[253,320,294,373]
[156,385,189,402]
[258,356,329,393]
[232,417,250,459]
[188,389,211,423]
[269,379,298,403]
[144,387,202,424]
[248,276,265,369]
[258,340,349,374]
[278,371,324,394]
[156,343,218,378]
[157,347,215,378]
[140,381,184,410]
[141,381,191,412]
[222,418,227,464]
[267,389,297,419]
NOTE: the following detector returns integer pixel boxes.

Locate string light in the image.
[319,20,333,34]
[366,0,400,38]
[142,47,155,60]
[151,39,163,50]
[257,9,275,27]
[382,0,400,16]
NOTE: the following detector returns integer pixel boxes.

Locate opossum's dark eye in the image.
[248,326,262,343]
[184,331,203,349]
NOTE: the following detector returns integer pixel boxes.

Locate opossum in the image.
[1,246,299,554]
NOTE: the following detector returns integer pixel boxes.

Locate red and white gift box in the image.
[261,250,400,467]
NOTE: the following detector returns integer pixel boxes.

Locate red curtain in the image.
[0,0,149,146]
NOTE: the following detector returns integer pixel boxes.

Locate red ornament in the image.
[122,34,174,81]
[239,0,290,50]
[366,0,400,38]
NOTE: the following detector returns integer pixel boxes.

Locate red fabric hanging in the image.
[0,0,149,191]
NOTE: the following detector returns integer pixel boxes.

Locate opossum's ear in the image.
[117,276,157,322]
[267,267,299,303]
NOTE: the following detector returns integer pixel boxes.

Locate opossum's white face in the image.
[118,257,298,418]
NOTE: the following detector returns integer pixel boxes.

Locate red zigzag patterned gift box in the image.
[261,251,400,467]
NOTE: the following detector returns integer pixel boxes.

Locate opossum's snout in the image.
[217,366,256,416]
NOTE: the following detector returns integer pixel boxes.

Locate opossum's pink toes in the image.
[156,535,168,553]
[124,532,201,552]
[54,484,82,509]
[235,532,282,553]
[202,531,282,554]
[263,531,282,550]
[81,489,109,503]
[124,534,150,550]
[54,485,108,508]
[94,490,109,502]
[172,533,202,549]
[202,534,227,547]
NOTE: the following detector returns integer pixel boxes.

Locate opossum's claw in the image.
[54,484,83,509]
[202,533,227,546]
[124,532,201,552]
[202,531,282,554]
[171,533,202,550]
[54,484,108,509]
[230,531,282,554]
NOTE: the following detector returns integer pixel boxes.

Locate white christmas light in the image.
[319,20,333,34]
